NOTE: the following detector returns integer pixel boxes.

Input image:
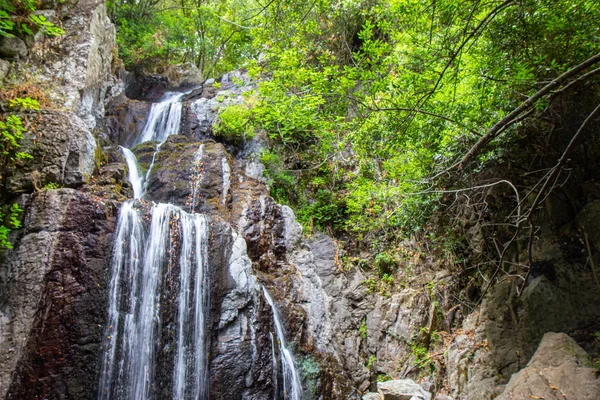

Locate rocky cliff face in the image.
[0,0,120,398]
[1,1,600,399]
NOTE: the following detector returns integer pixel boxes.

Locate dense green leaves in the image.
[0,0,64,38]
[108,0,255,76]
[111,0,600,261]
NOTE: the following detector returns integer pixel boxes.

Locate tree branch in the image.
[456,52,600,170]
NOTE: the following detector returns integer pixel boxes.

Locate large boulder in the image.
[5,111,96,194]
[0,36,28,58]
[141,135,234,216]
[496,332,600,400]
[104,93,152,146]
[377,379,432,400]
[0,59,11,81]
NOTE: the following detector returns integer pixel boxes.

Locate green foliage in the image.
[213,103,255,143]
[108,0,255,76]
[376,373,392,382]
[362,277,377,294]
[366,355,376,368]
[410,341,435,372]
[0,203,22,249]
[0,0,64,38]
[0,97,37,162]
[0,97,38,250]
[359,318,367,339]
[42,182,59,190]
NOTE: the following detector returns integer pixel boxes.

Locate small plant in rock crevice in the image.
[359,318,367,339]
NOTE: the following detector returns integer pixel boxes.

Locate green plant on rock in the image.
[0,0,64,38]
[366,355,376,368]
[0,97,37,175]
[0,97,38,250]
[0,203,22,249]
[376,373,392,382]
[362,277,378,294]
[42,182,59,190]
[359,317,368,339]
[213,103,255,143]
[409,341,436,373]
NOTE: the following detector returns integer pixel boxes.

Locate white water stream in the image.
[138,92,186,144]
[263,287,303,400]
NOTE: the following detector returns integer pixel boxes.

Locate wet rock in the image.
[0,189,118,399]
[144,136,233,215]
[208,225,275,400]
[123,70,169,101]
[377,379,431,400]
[0,36,28,58]
[104,94,152,146]
[5,111,96,194]
[496,332,600,400]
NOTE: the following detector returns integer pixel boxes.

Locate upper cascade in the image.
[137,92,186,144]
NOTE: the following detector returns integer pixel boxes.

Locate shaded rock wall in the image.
[0,0,121,398]
[0,190,119,399]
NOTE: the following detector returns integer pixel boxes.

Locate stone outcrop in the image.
[443,231,600,399]
[5,111,97,194]
[496,332,600,400]
[0,189,119,399]
[0,0,121,398]
[377,379,432,400]
[104,94,152,147]
[0,37,28,59]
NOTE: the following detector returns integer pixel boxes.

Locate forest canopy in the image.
[111,0,600,292]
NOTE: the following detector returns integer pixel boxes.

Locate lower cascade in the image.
[98,202,211,400]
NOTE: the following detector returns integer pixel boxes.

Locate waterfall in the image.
[262,287,303,400]
[99,203,211,400]
[138,92,186,144]
[221,157,230,205]
[98,201,144,399]
[120,147,144,199]
[100,89,212,400]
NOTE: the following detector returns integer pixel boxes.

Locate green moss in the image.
[298,355,320,397]
[94,143,108,172]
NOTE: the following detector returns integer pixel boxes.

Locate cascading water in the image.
[99,92,211,399]
[98,202,211,399]
[263,287,303,400]
[137,92,186,144]
[120,147,144,199]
